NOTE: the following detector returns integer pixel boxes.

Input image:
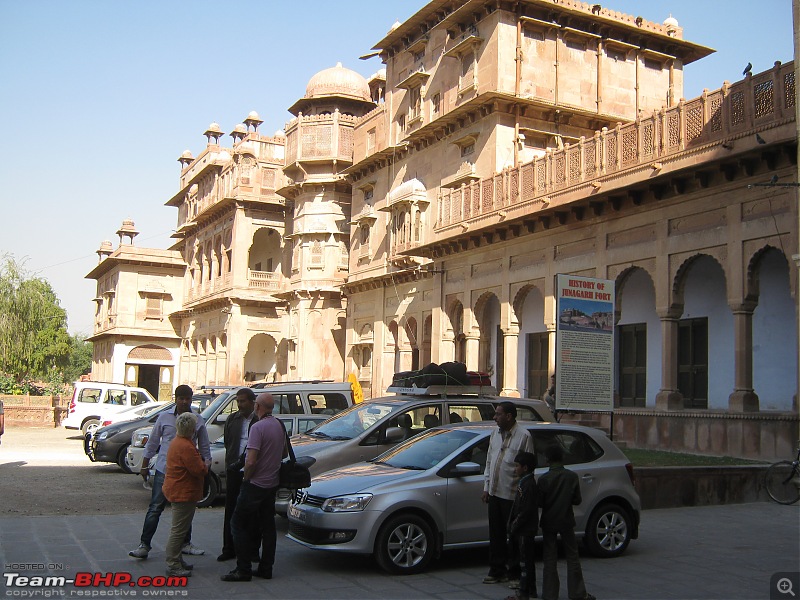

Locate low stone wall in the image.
[1,395,68,427]
[635,465,770,509]
[561,409,798,462]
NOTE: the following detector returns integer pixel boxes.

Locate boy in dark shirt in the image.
[506,451,540,600]
[538,444,595,600]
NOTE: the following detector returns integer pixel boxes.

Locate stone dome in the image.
[304,62,371,102]
[232,123,247,134]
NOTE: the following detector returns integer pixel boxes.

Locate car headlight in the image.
[321,494,373,512]
[97,428,119,441]
[132,432,150,447]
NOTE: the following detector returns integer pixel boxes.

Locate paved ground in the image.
[1,427,798,600]
[1,502,798,600]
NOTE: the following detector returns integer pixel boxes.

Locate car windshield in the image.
[372,428,480,470]
[305,402,399,440]
[200,391,235,421]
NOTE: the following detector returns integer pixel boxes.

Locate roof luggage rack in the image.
[387,384,498,396]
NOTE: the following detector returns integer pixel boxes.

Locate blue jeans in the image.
[140,470,191,548]
[231,481,277,575]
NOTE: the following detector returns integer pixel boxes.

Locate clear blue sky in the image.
[0,1,794,337]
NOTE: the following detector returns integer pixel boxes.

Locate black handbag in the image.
[278,421,311,490]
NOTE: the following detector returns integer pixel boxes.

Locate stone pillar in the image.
[465,334,480,371]
[440,329,456,363]
[655,311,684,410]
[500,327,520,397]
[728,303,760,411]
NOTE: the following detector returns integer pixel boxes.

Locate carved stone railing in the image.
[436,61,796,230]
[248,270,283,292]
[185,273,233,302]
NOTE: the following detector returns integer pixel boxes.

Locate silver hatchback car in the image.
[279,392,553,514]
[287,422,640,574]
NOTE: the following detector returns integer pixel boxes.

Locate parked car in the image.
[287,421,640,574]
[127,381,355,502]
[63,381,157,435]
[98,401,170,428]
[85,401,177,473]
[276,386,554,514]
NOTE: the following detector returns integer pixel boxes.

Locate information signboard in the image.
[555,274,615,412]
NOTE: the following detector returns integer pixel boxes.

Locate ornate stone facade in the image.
[87,1,798,419]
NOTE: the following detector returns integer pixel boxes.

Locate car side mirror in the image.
[384,427,406,444]
[450,461,482,477]
[215,413,229,424]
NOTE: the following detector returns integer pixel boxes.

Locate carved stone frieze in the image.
[669,209,727,236]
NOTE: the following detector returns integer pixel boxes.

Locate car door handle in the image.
[581,473,594,483]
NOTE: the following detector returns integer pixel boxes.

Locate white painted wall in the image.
[616,269,661,406]
[682,257,734,409]
[517,288,546,397]
[753,250,797,410]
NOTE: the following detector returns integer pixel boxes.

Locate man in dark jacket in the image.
[217,387,259,562]
[538,444,595,600]
[507,451,539,600]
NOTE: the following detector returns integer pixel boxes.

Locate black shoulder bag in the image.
[278,420,311,490]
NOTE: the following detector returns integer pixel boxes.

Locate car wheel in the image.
[584,502,631,558]
[81,419,100,436]
[375,513,434,574]
[196,474,219,508]
[116,445,132,474]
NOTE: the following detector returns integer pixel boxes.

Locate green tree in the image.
[0,256,71,384]
[64,334,93,382]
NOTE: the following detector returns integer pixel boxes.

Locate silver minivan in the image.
[278,387,554,513]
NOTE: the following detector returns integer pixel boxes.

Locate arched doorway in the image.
[126,344,174,401]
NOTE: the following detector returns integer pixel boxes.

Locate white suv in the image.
[63,382,157,435]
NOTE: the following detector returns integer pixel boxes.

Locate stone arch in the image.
[615,265,656,317]
[672,252,726,311]
[512,282,545,327]
[243,333,278,382]
[746,244,792,302]
[249,227,282,273]
[127,344,171,362]
[473,289,500,332]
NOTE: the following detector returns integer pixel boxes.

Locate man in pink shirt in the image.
[221,392,286,582]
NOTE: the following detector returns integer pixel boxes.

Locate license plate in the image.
[288,503,306,522]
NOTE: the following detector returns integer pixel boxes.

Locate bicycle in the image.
[765,443,800,505]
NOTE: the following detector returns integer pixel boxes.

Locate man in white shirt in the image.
[482,401,534,585]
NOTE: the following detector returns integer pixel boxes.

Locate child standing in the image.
[538,443,595,600]
[506,451,539,600]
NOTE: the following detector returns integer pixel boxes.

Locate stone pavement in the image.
[0,502,797,600]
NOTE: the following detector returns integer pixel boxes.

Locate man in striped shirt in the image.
[482,401,534,586]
